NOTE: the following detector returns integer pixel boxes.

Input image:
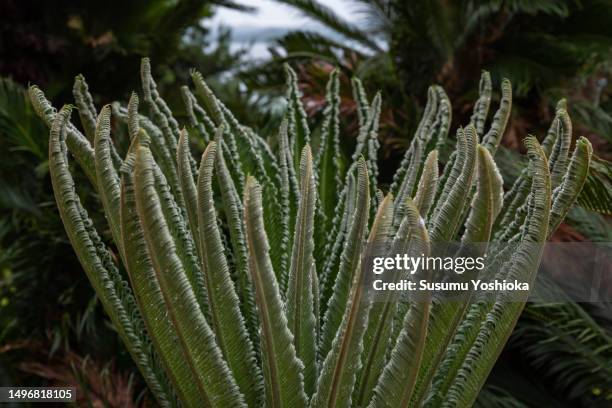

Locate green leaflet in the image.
[351,77,370,129]
[315,69,343,234]
[141,58,180,157]
[177,129,201,253]
[391,86,439,197]
[285,64,311,166]
[214,136,259,348]
[495,106,568,233]
[134,143,245,407]
[462,146,504,243]
[312,262,320,342]
[49,106,174,406]
[548,109,572,189]
[432,86,453,162]
[372,301,431,408]
[549,137,593,231]
[319,93,380,283]
[243,176,308,408]
[424,149,505,407]
[425,85,453,159]
[437,78,509,233]
[393,137,423,227]
[469,71,492,138]
[356,198,429,407]
[413,150,439,218]
[93,105,124,259]
[318,171,357,321]
[278,118,300,273]
[181,85,215,143]
[320,159,370,360]
[481,79,512,155]
[73,74,97,143]
[112,100,178,189]
[354,94,381,205]
[29,85,98,186]
[576,153,611,215]
[311,189,389,408]
[286,145,318,396]
[189,76,244,191]
[430,125,478,241]
[119,132,199,406]
[127,92,140,140]
[197,141,263,406]
[369,201,430,407]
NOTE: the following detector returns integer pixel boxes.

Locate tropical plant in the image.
[30,59,592,407]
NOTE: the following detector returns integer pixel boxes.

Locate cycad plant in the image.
[31,60,591,407]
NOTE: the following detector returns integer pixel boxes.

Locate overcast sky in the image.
[206,0,364,59]
[210,0,357,29]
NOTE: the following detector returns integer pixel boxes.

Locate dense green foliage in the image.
[33,58,593,406]
[253,0,612,175]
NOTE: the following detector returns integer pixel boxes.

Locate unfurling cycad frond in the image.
[363,198,430,408]
[285,64,311,169]
[576,153,611,215]
[72,74,97,143]
[39,60,590,408]
[197,141,263,405]
[286,146,318,395]
[462,146,504,244]
[134,144,246,407]
[244,176,308,408]
[319,159,371,360]
[48,106,174,406]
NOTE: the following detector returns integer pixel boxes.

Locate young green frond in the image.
[286,145,318,395]
[244,176,308,408]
